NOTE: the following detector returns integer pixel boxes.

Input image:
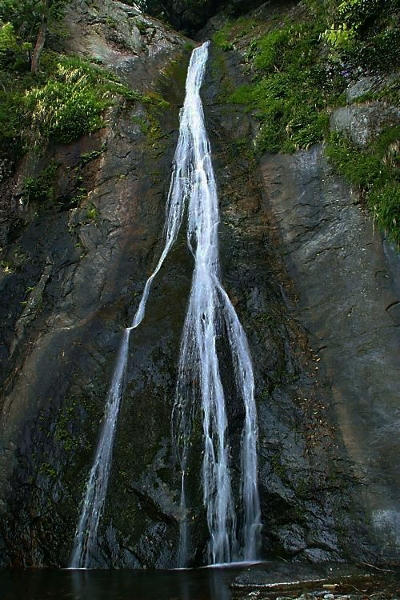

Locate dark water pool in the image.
[0,566,241,600]
[3,563,400,599]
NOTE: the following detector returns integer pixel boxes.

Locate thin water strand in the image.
[70,329,130,568]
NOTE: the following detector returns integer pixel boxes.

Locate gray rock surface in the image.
[231,561,400,599]
[346,73,399,103]
[330,102,400,146]
[260,145,400,560]
[202,45,375,565]
[346,76,382,102]
[60,0,187,91]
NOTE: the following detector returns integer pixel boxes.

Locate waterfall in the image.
[171,41,261,565]
[70,40,261,569]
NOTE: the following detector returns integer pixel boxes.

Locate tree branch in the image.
[31,0,48,74]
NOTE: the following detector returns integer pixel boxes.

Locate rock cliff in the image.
[0,0,399,568]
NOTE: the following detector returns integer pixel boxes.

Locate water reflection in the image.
[1,565,244,600]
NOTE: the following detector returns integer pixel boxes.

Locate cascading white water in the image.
[70,40,261,569]
[171,41,262,566]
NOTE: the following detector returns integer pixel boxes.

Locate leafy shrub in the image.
[0,53,145,157]
[0,86,27,159]
[27,64,109,144]
[22,161,59,204]
[322,23,356,51]
[0,21,32,69]
[322,0,399,71]
[368,183,400,242]
[337,0,384,30]
[0,0,67,40]
[0,21,17,51]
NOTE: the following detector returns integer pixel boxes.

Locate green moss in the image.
[22,161,59,204]
[213,24,234,51]
[39,462,57,478]
[270,454,287,480]
[132,17,148,34]
[143,90,170,110]
[105,15,118,29]
[326,126,400,243]
[131,115,151,135]
[213,16,260,51]
[54,398,81,453]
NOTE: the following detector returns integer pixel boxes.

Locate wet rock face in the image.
[0,0,192,569]
[260,146,400,560]
[60,0,186,91]
[0,0,398,570]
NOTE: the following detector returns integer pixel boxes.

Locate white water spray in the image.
[171,42,261,565]
[70,41,261,569]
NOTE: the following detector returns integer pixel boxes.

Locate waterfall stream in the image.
[70,41,261,569]
[171,42,261,565]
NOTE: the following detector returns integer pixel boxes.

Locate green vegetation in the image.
[27,59,109,145]
[213,0,399,240]
[0,52,144,161]
[54,400,79,452]
[132,17,147,35]
[319,0,400,71]
[0,0,69,73]
[39,462,57,478]
[22,161,58,204]
[214,15,345,154]
[79,145,106,165]
[86,204,99,221]
[131,115,151,135]
[327,127,400,244]
[213,0,399,154]
[0,0,157,163]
